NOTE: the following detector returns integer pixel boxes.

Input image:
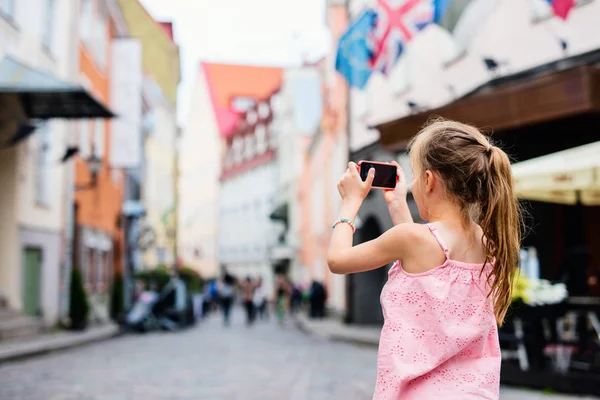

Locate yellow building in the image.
[116,0,181,267]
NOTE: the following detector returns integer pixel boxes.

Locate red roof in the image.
[201,62,283,138]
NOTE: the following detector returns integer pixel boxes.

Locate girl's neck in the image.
[426,200,468,229]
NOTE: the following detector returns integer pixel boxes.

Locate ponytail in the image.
[411,118,522,325]
[480,146,521,326]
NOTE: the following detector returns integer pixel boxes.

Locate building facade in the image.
[344,0,600,392]
[178,64,222,279]
[298,2,349,315]
[0,0,81,326]
[268,67,323,285]
[218,67,283,296]
[73,0,129,323]
[116,0,181,269]
[180,63,283,284]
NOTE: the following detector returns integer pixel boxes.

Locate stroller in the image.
[125,276,195,332]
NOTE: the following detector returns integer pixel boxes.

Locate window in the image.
[35,122,52,207]
[41,0,55,51]
[93,119,104,157]
[80,0,92,45]
[269,125,277,150]
[258,102,270,119]
[84,248,95,292]
[246,111,257,125]
[0,0,14,19]
[255,125,267,154]
[94,10,107,67]
[233,137,243,164]
[244,135,254,160]
[79,120,91,158]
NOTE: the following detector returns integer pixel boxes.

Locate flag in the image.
[335,9,377,89]
[369,0,434,75]
[433,0,500,64]
[546,0,575,19]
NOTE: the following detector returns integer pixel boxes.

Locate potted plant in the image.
[69,267,90,331]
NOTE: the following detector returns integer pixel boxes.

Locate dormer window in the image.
[258,102,270,119]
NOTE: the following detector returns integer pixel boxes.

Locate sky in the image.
[139,0,331,126]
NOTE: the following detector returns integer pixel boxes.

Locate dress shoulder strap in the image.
[426,223,450,260]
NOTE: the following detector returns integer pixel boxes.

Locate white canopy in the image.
[511,141,600,205]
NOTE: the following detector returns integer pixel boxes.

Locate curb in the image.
[329,332,379,348]
[0,325,122,365]
[294,315,379,348]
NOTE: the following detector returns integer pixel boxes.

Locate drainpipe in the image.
[173,126,181,272]
[60,0,83,322]
[343,0,354,324]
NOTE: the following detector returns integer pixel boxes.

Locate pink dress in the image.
[374,223,501,399]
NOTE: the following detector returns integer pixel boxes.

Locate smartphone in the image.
[358,161,397,189]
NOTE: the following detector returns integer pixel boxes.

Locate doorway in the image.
[22,248,42,316]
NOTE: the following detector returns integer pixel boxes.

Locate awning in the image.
[0,56,115,119]
[512,141,600,205]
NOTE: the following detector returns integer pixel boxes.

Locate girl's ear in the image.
[424,170,435,193]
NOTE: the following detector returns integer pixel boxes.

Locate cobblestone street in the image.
[0,309,596,400]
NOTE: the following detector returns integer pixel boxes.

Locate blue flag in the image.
[335,9,376,90]
[433,0,452,23]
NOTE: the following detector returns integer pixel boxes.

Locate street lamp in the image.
[75,154,102,191]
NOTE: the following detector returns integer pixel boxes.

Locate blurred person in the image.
[253,277,268,320]
[308,281,327,319]
[290,283,302,315]
[219,273,235,326]
[327,119,521,399]
[274,274,290,326]
[241,276,256,326]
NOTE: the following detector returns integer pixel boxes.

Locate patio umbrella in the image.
[512,141,600,206]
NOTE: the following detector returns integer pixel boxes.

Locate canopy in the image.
[512,141,600,205]
[0,56,115,119]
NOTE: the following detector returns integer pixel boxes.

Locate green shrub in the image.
[179,266,204,294]
[135,265,171,292]
[110,272,124,321]
[69,267,90,330]
[135,265,204,294]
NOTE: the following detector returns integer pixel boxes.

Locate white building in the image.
[219,97,280,297]
[142,76,178,268]
[269,66,324,286]
[0,0,88,326]
[178,64,222,279]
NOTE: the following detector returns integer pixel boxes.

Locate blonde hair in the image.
[409,118,521,325]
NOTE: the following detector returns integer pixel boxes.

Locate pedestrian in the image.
[290,284,302,315]
[308,281,326,319]
[253,277,268,320]
[240,276,256,326]
[273,274,290,326]
[327,119,521,399]
[219,273,235,326]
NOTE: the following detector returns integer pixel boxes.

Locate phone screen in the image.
[359,162,397,189]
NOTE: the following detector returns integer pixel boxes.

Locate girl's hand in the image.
[383,161,408,206]
[337,162,374,203]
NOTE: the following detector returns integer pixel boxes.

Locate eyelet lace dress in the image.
[374,223,501,399]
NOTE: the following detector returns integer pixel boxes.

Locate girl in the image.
[327,119,520,399]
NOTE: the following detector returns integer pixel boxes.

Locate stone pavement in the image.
[0,323,120,364]
[0,309,596,400]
